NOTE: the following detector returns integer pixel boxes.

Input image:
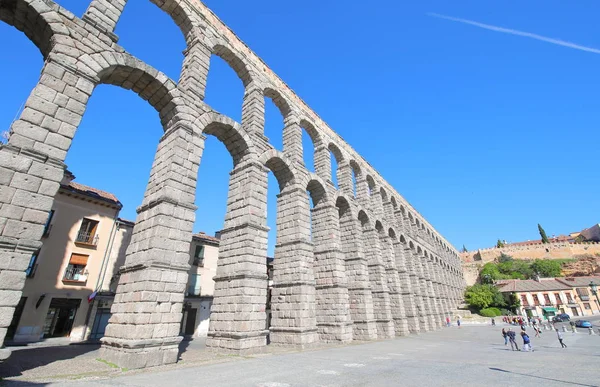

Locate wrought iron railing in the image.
[63,266,87,282]
[75,231,99,246]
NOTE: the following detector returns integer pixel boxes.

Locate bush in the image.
[480,307,502,317]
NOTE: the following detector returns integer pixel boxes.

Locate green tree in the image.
[538,223,549,243]
[530,259,562,278]
[480,262,508,283]
[462,245,468,253]
[464,284,506,310]
[496,239,505,248]
[498,253,513,263]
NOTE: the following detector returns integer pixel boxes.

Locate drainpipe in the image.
[80,212,119,341]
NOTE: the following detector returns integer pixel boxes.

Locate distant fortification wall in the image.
[460,242,600,286]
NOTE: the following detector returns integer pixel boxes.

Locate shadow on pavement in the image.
[489,367,599,387]
[0,343,99,379]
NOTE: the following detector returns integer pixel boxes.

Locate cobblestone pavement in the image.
[2,317,599,386]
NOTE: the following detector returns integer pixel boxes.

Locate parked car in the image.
[575,320,592,328]
[553,314,571,322]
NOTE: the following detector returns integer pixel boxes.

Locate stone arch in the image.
[259,149,296,191]
[390,196,398,210]
[92,52,179,119]
[366,175,376,196]
[0,0,69,58]
[335,194,353,218]
[149,0,198,44]
[417,246,423,255]
[388,228,397,240]
[306,175,329,208]
[264,87,291,118]
[299,118,324,149]
[375,220,384,233]
[400,234,408,245]
[358,209,370,228]
[328,142,345,187]
[211,43,254,87]
[196,111,256,166]
[409,240,415,250]
[380,187,388,202]
[349,159,362,198]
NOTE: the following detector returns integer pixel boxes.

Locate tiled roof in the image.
[496,279,571,292]
[61,181,121,207]
[118,218,135,227]
[555,276,600,288]
[193,232,220,245]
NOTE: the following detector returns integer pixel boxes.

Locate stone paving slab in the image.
[1,317,598,386]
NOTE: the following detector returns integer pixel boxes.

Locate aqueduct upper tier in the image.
[0,0,466,368]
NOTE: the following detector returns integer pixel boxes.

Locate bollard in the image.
[562,325,567,332]
[589,327,595,335]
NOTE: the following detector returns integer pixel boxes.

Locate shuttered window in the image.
[69,253,88,266]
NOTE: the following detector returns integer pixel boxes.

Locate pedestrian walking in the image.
[507,329,519,351]
[491,318,496,326]
[502,328,508,346]
[534,325,541,338]
[457,317,461,329]
[556,329,567,348]
[521,331,533,352]
[446,316,451,327]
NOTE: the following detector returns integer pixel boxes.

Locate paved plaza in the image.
[2,317,598,386]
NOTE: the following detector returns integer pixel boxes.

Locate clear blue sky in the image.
[1,0,599,254]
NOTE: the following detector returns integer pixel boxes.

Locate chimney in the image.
[214,230,222,240]
[60,169,76,185]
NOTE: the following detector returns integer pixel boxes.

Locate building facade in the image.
[496,276,600,319]
[6,171,126,343]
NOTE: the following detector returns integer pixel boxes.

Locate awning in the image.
[542,307,557,312]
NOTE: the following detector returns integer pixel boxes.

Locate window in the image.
[543,293,551,304]
[25,251,39,278]
[566,293,574,303]
[584,303,591,310]
[42,210,54,237]
[63,253,89,282]
[76,218,99,246]
[187,274,201,296]
[554,293,562,305]
[534,294,541,305]
[193,245,204,266]
[576,288,590,301]
[521,295,529,306]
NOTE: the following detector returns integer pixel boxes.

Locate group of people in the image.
[502,316,543,326]
[501,322,567,351]
[502,327,533,351]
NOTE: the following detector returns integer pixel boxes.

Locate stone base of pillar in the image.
[99,336,181,369]
[375,320,395,339]
[393,319,410,336]
[270,328,319,347]
[407,316,421,334]
[206,331,268,354]
[317,323,353,343]
[351,320,378,341]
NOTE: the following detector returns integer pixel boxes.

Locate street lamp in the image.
[589,281,600,310]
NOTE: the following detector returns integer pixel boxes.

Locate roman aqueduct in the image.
[0,0,466,368]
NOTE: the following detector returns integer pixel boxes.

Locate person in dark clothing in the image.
[507,329,519,351]
[556,329,567,348]
[502,328,508,346]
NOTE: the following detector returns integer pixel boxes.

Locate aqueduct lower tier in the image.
[0,0,467,368]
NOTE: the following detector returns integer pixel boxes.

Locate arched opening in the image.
[349,160,361,199]
[0,0,49,139]
[328,143,344,189]
[300,119,320,172]
[203,49,247,123]
[366,175,375,197]
[115,0,186,81]
[263,88,290,151]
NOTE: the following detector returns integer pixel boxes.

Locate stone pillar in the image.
[100,123,202,369]
[338,204,377,340]
[405,248,428,332]
[282,114,302,163]
[83,0,127,39]
[361,226,394,338]
[371,189,383,220]
[270,187,318,346]
[356,176,369,209]
[416,256,436,331]
[241,84,265,136]
[435,261,451,323]
[179,35,211,101]
[311,203,352,343]
[205,161,270,353]
[394,242,419,334]
[337,162,353,198]
[380,233,408,336]
[425,258,442,329]
[0,61,95,358]
[313,145,332,183]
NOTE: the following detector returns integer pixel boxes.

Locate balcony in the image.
[75,231,99,247]
[63,266,87,283]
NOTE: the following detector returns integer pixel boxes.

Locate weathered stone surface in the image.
[0,0,466,368]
